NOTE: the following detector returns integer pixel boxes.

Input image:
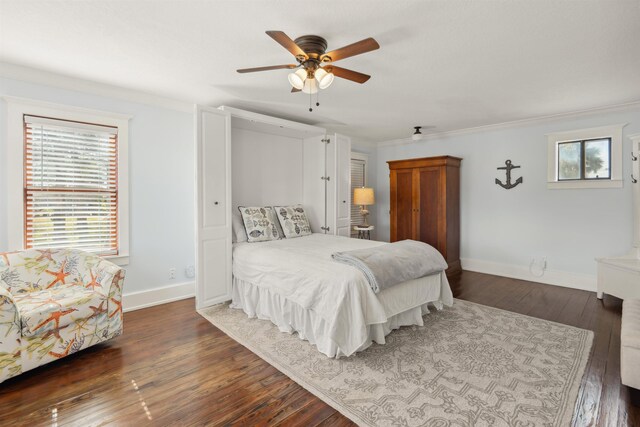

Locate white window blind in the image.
[350,158,366,236]
[24,115,119,255]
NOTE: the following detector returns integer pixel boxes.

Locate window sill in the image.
[105,254,130,266]
[547,179,623,189]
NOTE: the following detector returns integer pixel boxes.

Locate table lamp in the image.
[353,187,375,227]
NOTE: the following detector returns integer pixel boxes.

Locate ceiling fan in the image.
[237,31,380,110]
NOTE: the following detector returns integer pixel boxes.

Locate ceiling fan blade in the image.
[291,87,301,93]
[321,37,379,63]
[266,31,307,58]
[325,66,371,84]
[237,64,299,73]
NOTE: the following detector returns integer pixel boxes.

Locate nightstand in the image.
[354,225,374,240]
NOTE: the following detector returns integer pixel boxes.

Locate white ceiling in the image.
[1,0,639,142]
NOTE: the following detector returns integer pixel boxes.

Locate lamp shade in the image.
[288,69,307,90]
[301,77,318,94]
[315,68,334,89]
[354,187,375,205]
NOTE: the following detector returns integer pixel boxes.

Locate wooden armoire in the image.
[388,156,461,275]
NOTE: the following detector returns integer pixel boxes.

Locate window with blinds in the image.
[24,115,119,255]
[350,158,366,236]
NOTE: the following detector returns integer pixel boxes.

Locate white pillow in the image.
[274,205,312,238]
[238,206,281,242]
[232,213,247,243]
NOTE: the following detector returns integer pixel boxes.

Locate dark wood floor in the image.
[1,271,638,426]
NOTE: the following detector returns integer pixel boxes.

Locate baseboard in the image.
[120,260,596,312]
[461,258,597,292]
[123,281,195,312]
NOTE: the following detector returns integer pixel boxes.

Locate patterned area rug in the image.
[199,299,593,426]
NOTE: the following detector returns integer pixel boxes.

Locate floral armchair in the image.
[0,248,124,383]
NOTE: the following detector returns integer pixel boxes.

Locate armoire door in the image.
[416,167,443,252]
[390,169,415,241]
[195,106,232,309]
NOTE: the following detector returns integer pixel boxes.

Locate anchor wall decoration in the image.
[495,159,523,189]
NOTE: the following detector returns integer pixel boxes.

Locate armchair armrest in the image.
[94,260,124,298]
[93,259,125,338]
[0,284,22,381]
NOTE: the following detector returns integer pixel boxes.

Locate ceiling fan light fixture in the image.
[411,126,424,141]
[315,67,334,89]
[288,69,306,90]
[302,77,319,94]
[238,31,380,111]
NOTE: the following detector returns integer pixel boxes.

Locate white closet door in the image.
[303,135,328,233]
[633,136,640,248]
[335,134,351,237]
[195,106,232,309]
[325,135,336,234]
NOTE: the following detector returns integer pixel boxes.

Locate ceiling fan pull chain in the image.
[316,88,320,108]
[309,90,313,112]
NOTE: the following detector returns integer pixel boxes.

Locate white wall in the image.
[0,77,195,301]
[375,106,640,290]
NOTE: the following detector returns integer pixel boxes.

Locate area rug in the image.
[199,299,593,426]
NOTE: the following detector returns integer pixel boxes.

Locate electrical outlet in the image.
[529,257,547,277]
[168,268,176,279]
[185,265,195,278]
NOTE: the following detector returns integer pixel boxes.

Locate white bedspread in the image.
[232,234,453,356]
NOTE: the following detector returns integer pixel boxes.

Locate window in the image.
[547,124,625,189]
[557,138,611,181]
[350,153,367,236]
[5,97,130,264]
[24,116,119,255]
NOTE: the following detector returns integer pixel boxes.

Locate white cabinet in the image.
[303,133,351,235]
[333,133,352,237]
[195,106,232,309]
[302,135,327,233]
[195,106,350,310]
[633,135,640,248]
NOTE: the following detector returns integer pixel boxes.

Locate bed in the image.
[231,233,453,357]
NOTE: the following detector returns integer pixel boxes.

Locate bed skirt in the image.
[230,276,442,358]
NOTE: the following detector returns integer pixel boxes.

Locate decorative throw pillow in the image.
[269,208,285,239]
[238,206,281,242]
[274,205,312,238]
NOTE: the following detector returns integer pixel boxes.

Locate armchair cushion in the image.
[14,285,107,337]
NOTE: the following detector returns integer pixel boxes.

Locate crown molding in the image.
[377,100,640,148]
[2,95,133,120]
[0,61,193,113]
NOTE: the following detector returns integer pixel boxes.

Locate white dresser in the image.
[596,252,640,300]
[596,133,640,300]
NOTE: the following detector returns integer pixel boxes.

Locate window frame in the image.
[557,137,612,181]
[4,96,131,265]
[547,124,626,189]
